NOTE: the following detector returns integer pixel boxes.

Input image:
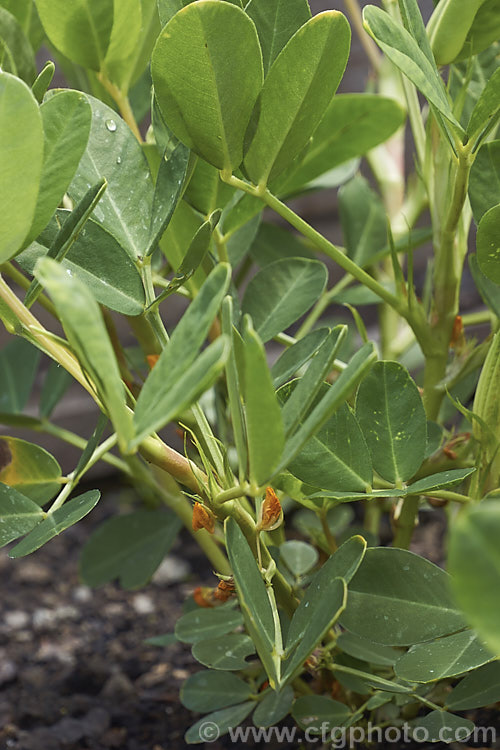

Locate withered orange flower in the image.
[192,586,215,608]
[257,487,282,531]
[146,354,160,369]
[213,577,236,603]
[192,502,215,534]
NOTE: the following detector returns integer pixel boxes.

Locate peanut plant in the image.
[1,0,500,743]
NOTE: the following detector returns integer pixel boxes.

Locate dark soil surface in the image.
[1,495,498,750]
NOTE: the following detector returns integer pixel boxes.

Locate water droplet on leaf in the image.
[105,119,117,132]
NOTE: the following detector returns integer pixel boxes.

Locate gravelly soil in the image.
[1,494,498,750]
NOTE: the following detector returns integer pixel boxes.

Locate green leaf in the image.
[158,0,242,26]
[278,342,377,473]
[339,176,388,268]
[292,695,352,734]
[469,253,500,318]
[184,701,254,744]
[244,0,311,75]
[395,630,495,683]
[0,6,36,83]
[244,11,350,185]
[337,632,399,667]
[147,142,190,257]
[145,632,177,647]
[191,633,255,671]
[443,0,500,63]
[363,5,459,129]
[242,258,327,344]
[404,468,475,494]
[290,402,372,494]
[253,685,294,728]
[35,0,142,77]
[279,540,318,577]
[20,211,146,316]
[184,158,235,216]
[221,296,247,477]
[283,537,366,678]
[446,660,500,710]
[249,222,314,269]
[0,437,62,505]
[0,338,40,414]
[0,71,43,262]
[35,258,134,452]
[9,489,100,557]
[280,94,406,194]
[175,606,244,644]
[467,68,500,142]
[181,670,252,713]
[225,518,280,686]
[283,577,346,683]
[152,0,263,171]
[80,510,181,589]
[26,90,91,243]
[355,361,427,484]
[340,548,466,646]
[477,203,500,284]
[411,711,474,744]
[448,499,500,656]
[398,0,435,65]
[133,264,231,444]
[39,361,73,420]
[334,663,410,694]
[242,318,285,485]
[469,140,500,223]
[281,328,347,437]
[271,328,330,389]
[24,180,108,310]
[68,94,154,261]
[31,60,55,103]
[0,483,44,547]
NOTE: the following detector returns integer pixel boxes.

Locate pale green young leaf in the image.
[245,0,311,75]
[80,510,182,589]
[103,0,142,81]
[0,72,43,262]
[443,0,500,63]
[0,437,61,505]
[279,95,405,195]
[398,0,435,64]
[242,318,285,485]
[0,483,44,547]
[363,5,459,129]
[27,90,91,243]
[477,203,500,284]
[31,61,55,103]
[9,490,101,557]
[68,94,155,261]
[34,258,134,451]
[0,339,39,414]
[157,0,242,26]
[355,361,427,484]
[242,258,327,344]
[181,671,252,713]
[394,629,495,683]
[340,548,466,646]
[0,0,32,32]
[152,0,263,171]
[244,11,351,185]
[0,6,36,83]
[448,499,500,656]
[469,140,500,223]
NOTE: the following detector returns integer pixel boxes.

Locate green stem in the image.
[41,421,130,474]
[221,175,407,317]
[392,495,419,549]
[1,263,57,318]
[97,73,142,142]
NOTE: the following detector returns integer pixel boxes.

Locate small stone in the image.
[135,663,169,689]
[0,659,17,686]
[4,610,29,630]
[72,585,92,603]
[102,727,128,748]
[51,717,85,745]
[152,556,190,585]
[15,562,51,584]
[32,608,57,629]
[100,671,135,699]
[132,594,155,615]
[80,707,111,738]
[171,668,189,680]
